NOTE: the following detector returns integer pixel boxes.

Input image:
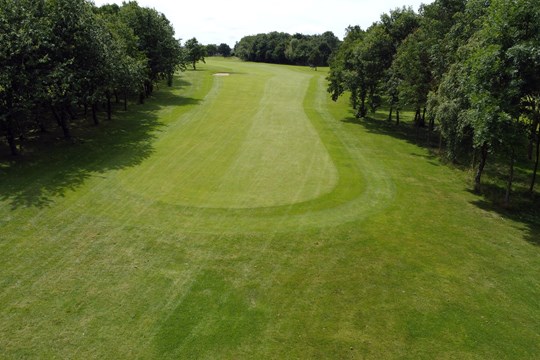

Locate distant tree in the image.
[235,31,339,65]
[206,44,218,56]
[234,36,255,61]
[217,43,232,57]
[185,37,206,70]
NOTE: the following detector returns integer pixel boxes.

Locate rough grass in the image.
[0,57,539,359]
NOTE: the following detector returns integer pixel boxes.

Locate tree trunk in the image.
[59,109,71,140]
[35,113,47,133]
[107,94,112,121]
[414,108,421,126]
[67,105,76,121]
[504,148,515,207]
[361,92,367,118]
[92,104,99,125]
[530,129,540,194]
[144,81,153,97]
[474,144,488,192]
[396,109,400,126]
[5,116,18,156]
[414,108,421,141]
[139,92,145,104]
[51,105,62,127]
[388,105,393,122]
[528,110,539,160]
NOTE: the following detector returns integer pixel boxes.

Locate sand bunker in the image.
[213,72,231,76]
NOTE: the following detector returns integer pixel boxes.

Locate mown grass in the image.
[0,57,539,359]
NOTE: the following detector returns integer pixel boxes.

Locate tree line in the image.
[0,0,194,155]
[328,0,540,205]
[206,43,232,57]
[234,31,341,66]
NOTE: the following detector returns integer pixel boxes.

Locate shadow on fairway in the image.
[342,113,540,247]
[0,76,200,209]
[469,188,540,247]
[344,115,440,153]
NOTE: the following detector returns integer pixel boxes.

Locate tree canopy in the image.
[0,0,185,154]
[234,31,340,66]
[328,0,540,204]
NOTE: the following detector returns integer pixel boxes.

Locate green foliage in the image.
[120,1,183,84]
[206,43,232,57]
[206,43,218,56]
[392,28,431,112]
[184,37,206,70]
[0,0,51,152]
[329,0,540,203]
[217,43,232,57]
[0,0,183,153]
[235,31,340,66]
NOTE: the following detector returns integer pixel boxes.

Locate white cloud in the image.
[93,0,430,46]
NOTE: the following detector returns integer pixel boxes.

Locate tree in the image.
[379,7,420,123]
[0,0,187,155]
[327,24,392,118]
[235,31,339,66]
[206,44,218,56]
[97,4,146,111]
[458,0,534,202]
[217,43,232,57]
[45,0,108,139]
[0,0,50,154]
[392,29,432,128]
[327,26,366,116]
[120,2,183,94]
[184,37,206,70]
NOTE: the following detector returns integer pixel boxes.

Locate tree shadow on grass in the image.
[470,194,540,247]
[466,151,540,246]
[344,114,439,151]
[0,76,200,209]
[342,111,540,247]
[343,114,443,168]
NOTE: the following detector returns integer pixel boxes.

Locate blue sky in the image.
[94,0,431,46]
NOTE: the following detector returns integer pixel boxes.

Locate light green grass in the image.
[121,63,338,209]
[0,57,539,359]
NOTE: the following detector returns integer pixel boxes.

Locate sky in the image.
[93,0,431,46]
